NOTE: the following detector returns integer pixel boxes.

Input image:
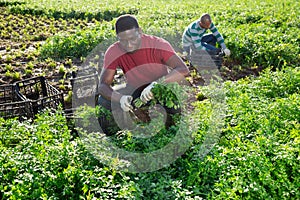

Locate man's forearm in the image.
[98,84,123,102]
[161,65,189,83]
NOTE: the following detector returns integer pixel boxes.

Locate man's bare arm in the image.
[163,54,189,83]
[98,68,123,102]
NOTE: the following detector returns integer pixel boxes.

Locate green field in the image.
[0,0,299,199]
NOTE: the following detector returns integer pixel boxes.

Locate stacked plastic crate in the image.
[0,76,64,120]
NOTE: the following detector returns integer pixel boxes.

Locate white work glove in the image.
[182,51,191,61]
[223,48,231,56]
[182,51,188,59]
[120,95,133,112]
[140,82,157,103]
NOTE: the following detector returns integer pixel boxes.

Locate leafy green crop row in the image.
[0,110,137,199]
[1,66,299,199]
[0,0,299,199]
[39,23,115,60]
[31,0,300,69]
[2,0,138,20]
[3,0,298,69]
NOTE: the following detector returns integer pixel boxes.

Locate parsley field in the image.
[0,0,299,199]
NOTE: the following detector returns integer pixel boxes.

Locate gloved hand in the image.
[120,95,133,112]
[223,48,231,56]
[182,51,188,59]
[182,51,191,62]
[140,82,157,103]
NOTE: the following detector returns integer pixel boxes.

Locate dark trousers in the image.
[183,33,218,54]
[201,33,217,50]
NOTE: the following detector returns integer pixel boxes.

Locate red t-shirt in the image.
[103,34,175,87]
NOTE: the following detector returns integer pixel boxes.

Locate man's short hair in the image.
[200,13,211,24]
[115,14,139,34]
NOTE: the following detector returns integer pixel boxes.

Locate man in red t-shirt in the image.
[98,14,189,113]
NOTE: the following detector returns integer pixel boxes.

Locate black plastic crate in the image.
[65,67,99,119]
[15,76,64,115]
[0,84,33,120]
[70,67,99,100]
